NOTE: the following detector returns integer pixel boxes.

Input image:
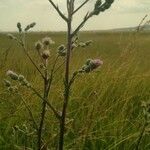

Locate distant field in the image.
[0,32,150,149]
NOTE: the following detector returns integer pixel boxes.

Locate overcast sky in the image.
[0,0,150,31]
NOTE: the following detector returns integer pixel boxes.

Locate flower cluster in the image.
[5,70,31,90]
[93,0,114,15]
[35,37,55,60]
[79,59,103,73]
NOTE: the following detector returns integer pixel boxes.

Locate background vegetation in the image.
[0,31,150,149]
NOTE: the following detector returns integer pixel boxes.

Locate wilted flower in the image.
[35,41,43,51]
[80,59,103,73]
[42,37,55,46]
[41,50,50,59]
[6,70,18,80]
[3,79,11,87]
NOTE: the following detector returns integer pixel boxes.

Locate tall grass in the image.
[0,32,150,149]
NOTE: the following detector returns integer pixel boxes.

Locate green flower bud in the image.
[6,70,18,80]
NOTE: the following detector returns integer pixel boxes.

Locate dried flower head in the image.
[42,37,55,46]
[35,41,43,51]
[6,70,19,80]
[41,50,50,59]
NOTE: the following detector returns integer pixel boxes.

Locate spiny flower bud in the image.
[6,70,19,80]
[93,0,114,15]
[35,41,43,51]
[18,75,25,81]
[41,50,50,59]
[42,37,55,46]
[24,22,36,31]
[85,40,93,46]
[8,86,18,93]
[80,59,103,73]
[7,34,16,40]
[58,45,65,51]
[79,42,86,48]
[3,79,11,87]
[17,22,22,33]
[57,45,66,56]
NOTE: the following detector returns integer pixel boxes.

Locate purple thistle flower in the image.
[80,59,103,73]
[90,59,103,70]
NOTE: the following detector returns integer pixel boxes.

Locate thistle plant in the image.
[4,0,115,149]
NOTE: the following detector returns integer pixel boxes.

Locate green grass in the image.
[0,32,150,150]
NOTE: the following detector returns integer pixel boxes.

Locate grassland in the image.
[0,31,150,149]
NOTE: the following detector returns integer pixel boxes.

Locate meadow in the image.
[0,31,150,149]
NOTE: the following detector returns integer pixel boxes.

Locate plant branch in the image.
[18,40,45,79]
[30,86,61,120]
[72,12,93,37]
[72,0,90,15]
[18,93,38,131]
[48,0,68,22]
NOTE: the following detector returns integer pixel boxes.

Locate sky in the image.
[0,0,150,31]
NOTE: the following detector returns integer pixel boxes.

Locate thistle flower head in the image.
[17,22,22,33]
[85,40,93,46]
[93,0,114,15]
[35,41,43,51]
[80,59,103,73]
[18,75,25,81]
[41,50,50,59]
[6,70,18,80]
[79,42,86,48]
[8,86,18,93]
[57,45,66,56]
[90,59,103,69]
[25,22,36,31]
[42,37,55,46]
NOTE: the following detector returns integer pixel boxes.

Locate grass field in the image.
[0,31,150,149]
